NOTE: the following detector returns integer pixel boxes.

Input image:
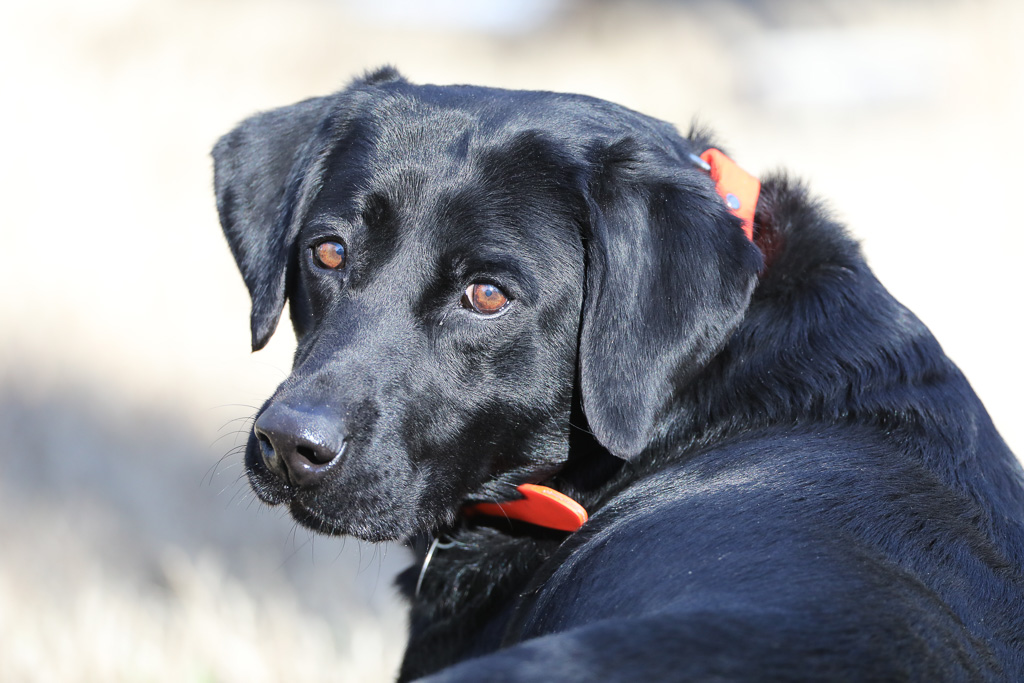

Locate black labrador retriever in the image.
[212,67,1024,681]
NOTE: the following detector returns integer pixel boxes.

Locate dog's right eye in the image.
[312,240,346,270]
[462,283,510,315]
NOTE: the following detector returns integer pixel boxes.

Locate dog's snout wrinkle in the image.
[253,403,348,488]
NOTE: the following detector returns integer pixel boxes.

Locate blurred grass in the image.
[0,375,407,681]
[0,0,1021,680]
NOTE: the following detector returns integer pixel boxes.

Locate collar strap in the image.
[465,483,588,532]
[691,148,760,242]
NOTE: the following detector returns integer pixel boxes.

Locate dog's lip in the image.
[288,499,340,534]
[287,498,409,542]
[245,464,292,506]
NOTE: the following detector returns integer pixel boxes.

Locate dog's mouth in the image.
[286,498,391,541]
[243,434,448,543]
[240,413,570,543]
[283,491,421,543]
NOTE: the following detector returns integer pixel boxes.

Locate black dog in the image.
[213,67,1024,681]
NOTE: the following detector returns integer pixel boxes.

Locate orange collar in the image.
[465,483,588,532]
[419,486,586,597]
[693,148,760,242]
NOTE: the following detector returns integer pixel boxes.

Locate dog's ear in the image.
[579,138,762,460]
[212,96,334,350]
[213,67,407,351]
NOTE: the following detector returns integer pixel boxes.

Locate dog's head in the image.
[213,68,761,541]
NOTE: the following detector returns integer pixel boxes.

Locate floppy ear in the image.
[580,138,763,460]
[212,96,334,350]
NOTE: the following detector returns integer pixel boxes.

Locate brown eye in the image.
[463,283,509,315]
[313,240,346,269]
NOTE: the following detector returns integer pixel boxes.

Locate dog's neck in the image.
[396,522,566,680]
[396,418,626,679]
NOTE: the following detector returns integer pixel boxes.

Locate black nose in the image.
[253,403,347,488]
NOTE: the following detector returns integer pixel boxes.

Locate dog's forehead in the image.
[365,96,480,169]
[358,92,573,185]
[306,92,586,257]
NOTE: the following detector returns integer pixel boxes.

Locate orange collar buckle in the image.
[466,483,588,533]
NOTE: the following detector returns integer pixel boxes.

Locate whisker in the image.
[206,403,260,411]
[216,414,257,431]
[208,426,254,449]
[568,420,596,437]
[202,444,249,487]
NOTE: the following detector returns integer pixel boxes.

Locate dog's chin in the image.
[243,448,458,542]
[287,499,419,542]
[246,481,422,541]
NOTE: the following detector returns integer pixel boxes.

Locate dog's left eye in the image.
[462,283,509,315]
[312,240,346,270]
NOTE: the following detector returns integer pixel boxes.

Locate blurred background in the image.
[1,0,1021,680]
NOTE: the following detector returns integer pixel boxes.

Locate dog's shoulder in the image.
[504,427,1014,676]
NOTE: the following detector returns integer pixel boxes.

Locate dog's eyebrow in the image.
[450,250,538,300]
[302,214,353,237]
[358,193,404,277]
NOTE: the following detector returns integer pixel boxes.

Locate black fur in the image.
[213,68,1024,681]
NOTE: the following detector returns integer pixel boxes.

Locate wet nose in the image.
[253,403,347,488]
